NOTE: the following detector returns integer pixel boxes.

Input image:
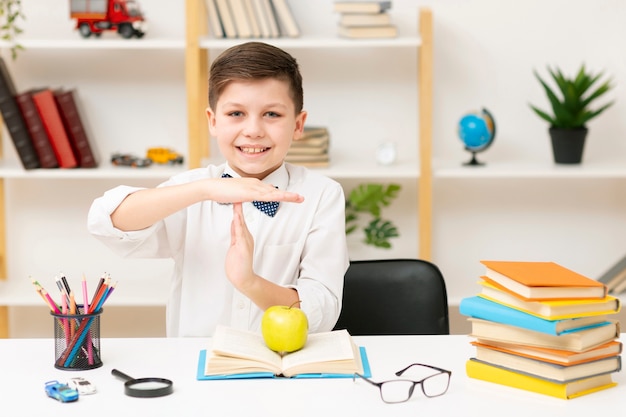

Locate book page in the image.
[210,325,282,370]
[281,329,362,375]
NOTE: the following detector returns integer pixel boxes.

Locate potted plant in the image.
[0,0,25,59]
[530,64,614,164]
[345,183,401,249]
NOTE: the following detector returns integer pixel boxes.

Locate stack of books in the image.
[285,126,330,168]
[207,0,299,39]
[461,260,622,399]
[333,1,397,39]
[0,57,98,170]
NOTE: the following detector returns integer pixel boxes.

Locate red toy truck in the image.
[70,0,147,39]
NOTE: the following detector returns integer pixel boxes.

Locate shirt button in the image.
[237,301,245,309]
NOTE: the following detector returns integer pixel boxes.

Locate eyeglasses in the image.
[354,363,451,404]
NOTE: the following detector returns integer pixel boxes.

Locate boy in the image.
[87,42,349,337]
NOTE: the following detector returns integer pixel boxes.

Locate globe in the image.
[457,108,496,165]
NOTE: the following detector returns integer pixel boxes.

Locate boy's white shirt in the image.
[87,163,348,337]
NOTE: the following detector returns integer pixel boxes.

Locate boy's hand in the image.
[211,177,304,204]
[225,202,256,290]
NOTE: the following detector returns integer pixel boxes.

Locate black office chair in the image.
[333,259,450,335]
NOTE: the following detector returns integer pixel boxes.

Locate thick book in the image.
[469,318,620,352]
[471,340,623,367]
[230,0,252,38]
[32,89,78,168]
[53,89,98,168]
[466,358,617,399]
[472,349,621,383]
[15,90,59,168]
[340,12,392,27]
[459,296,611,335]
[270,0,299,37]
[206,0,226,38]
[333,1,392,14]
[338,24,397,39]
[480,260,607,300]
[0,57,40,170]
[197,325,369,379]
[478,280,621,320]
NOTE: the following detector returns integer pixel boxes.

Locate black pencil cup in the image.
[52,305,103,370]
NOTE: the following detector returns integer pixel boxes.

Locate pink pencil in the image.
[82,274,94,365]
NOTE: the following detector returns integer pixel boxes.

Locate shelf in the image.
[199,36,421,50]
[0,38,185,50]
[0,160,186,180]
[434,160,626,179]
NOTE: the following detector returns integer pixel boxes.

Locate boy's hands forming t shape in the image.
[225,202,256,290]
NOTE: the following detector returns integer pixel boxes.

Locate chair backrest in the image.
[333,259,450,335]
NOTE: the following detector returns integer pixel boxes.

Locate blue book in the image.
[197,346,371,380]
[460,296,611,335]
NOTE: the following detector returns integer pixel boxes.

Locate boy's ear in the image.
[206,107,217,135]
[292,111,308,141]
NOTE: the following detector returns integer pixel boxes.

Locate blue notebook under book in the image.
[197,346,371,380]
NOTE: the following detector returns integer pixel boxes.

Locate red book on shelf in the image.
[15,90,59,168]
[31,88,77,168]
[53,89,98,168]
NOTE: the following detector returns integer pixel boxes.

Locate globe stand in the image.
[463,151,485,166]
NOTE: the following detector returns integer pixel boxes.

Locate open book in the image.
[197,325,370,380]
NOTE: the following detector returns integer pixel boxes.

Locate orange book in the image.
[480,260,607,300]
[32,88,77,168]
[471,340,623,367]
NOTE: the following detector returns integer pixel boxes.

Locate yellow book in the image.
[478,280,621,320]
[466,359,617,399]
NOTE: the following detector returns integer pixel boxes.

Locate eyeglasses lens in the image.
[422,372,450,397]
[380,380,415,403]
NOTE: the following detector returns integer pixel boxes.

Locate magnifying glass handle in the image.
[111,369,135,382]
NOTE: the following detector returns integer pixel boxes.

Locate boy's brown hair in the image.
[208,42,304,114]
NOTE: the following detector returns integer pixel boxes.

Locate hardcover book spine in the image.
[0,58,40,169]
[15,92,59,168]
[32,89,78,168]
[53,89,98,168]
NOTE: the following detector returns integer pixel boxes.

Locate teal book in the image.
[197,346,371,380]
[460,296,611,335]
[196,325,370,380]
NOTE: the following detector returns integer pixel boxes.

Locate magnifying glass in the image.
[111,369,174,398]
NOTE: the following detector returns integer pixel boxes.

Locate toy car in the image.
[111,153,152,168]
[45,380,79,402]
[68,377,97,395]
[146,147,184,165]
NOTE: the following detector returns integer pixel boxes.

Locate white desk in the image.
[1,335,623,416]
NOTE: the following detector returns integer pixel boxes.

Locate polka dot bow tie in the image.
[221,173,280,217]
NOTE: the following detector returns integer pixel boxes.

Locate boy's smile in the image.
[207,78,307,180]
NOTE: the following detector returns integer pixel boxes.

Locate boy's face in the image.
[207,78,307,180]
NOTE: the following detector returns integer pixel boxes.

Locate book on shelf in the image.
[270,0,299,37]
[469,317,620,352]
[470,340,623,367]
[230,0,253,38]
[206,0,226,38]
[0,57,40,170]
[243,0,261,38]
[250,0,271,37]
[259,0,280,37]
[471,349,621,383]
[197,325,369,379]
[597,253,626,293]
[459,296,611,336]
[333,1,392,14]
[338,24,397,39]
[31,88,78,168]
[480,260,607,300]
[53,89,98,168]
[284,153,329,167]
[611,276,626,295]
[466,358,617,399]
[478,280,621,320]
[339,12,392,27]
[15,90,59,169]
[215,0,238,38]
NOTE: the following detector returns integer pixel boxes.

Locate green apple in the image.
[261,302,308,355]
